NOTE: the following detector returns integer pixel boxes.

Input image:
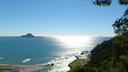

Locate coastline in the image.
[0,63,49,72]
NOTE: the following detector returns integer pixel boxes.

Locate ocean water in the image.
[0,36,111,72]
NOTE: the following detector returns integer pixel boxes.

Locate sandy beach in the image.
[0,63,48,72]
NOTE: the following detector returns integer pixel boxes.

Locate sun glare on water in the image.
[52,35,92,48]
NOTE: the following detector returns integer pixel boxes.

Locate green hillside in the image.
[69,33,128,72]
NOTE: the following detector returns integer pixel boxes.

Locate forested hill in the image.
[69,33,128,72]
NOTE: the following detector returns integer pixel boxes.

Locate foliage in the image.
[93,0,111,6]
[68,59,87,72]
[68,33,128,72]
[92,0,128,6]
[68,0,128,72]
[92,0,128,36]
[91,0,128,36]
[87,34,128,72]
[112,9,128,36]
[69,66,98,72]
[68,59,87,69]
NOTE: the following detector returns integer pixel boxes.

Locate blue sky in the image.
[0,0,126,36]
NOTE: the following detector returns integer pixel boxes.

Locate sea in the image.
[0,36,111,72]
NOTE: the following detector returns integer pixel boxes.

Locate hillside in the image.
[69,33,128,72]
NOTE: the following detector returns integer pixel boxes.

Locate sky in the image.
[0,0,127,36]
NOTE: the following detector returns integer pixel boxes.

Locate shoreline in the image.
[0,63,49,72]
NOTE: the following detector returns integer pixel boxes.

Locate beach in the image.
[0,63,48,72]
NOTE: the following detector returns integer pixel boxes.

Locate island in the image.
[20,33,35,38]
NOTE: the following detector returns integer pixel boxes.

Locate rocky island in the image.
[20,33,35,38]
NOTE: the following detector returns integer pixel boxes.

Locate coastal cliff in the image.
[68,33,128,72]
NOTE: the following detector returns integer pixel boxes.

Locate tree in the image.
[92,0,128,6]
[112,9,128,36]
[92,0,128,36]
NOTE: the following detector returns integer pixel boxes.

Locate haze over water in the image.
[0,36,111,72]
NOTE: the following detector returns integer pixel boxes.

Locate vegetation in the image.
[68,1,128,71]
[68,32,128,72]
[93,0,128,36]
[89,33,128,72]
[68,0,128,72]
[68,59,97,72]
[92,0,128,6]
[68,59,87,72]
[113,9,128,36]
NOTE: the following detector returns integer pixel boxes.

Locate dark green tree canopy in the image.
[92,0,128,36]
[92,0,128,6]
[112,9,128,36]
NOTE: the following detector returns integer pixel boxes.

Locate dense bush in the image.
[69,33,128,72]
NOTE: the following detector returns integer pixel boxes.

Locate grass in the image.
[68,59,87,72]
